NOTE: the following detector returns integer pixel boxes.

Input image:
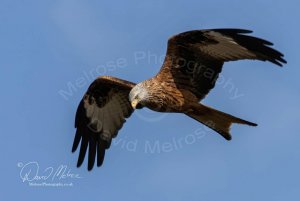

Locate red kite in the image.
[72,29,286,170]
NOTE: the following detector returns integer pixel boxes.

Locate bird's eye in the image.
[135,103,143,109]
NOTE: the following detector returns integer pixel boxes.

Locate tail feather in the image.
[186,103,257,140]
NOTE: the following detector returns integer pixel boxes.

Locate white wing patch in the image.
[83,92,131,141]
[195,31,257,61]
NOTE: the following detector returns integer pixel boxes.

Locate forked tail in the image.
[186,103,257,140]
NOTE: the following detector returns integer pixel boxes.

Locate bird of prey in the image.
[72,29,286,170]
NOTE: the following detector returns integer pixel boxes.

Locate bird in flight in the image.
[72,29,286,170]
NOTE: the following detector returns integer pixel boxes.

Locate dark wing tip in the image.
[73,119,111,170]
[274,57,287,67]
[74,124,108,170]
[251,122,258,127]
[76,135,88,168]
[211,28,253,34]
[243,120,258,127]
[87,135,97,171]
[216,29,287,67]
[221,132,232,141]
[87,135,108,170]
[72,129,82,153]
[97,140,106,167]
[75,100,85,128]
[73,100,85,153]
[74,131,107,170]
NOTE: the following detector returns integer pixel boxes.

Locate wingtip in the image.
[225,135,232,141]
[213,28,253,34]
[252,123,258,127]
[219,131,232,141]
[77,154,85,168]
[272,58,287,67]
[237,29,253,34]
[76,163,82,168]
[87,162,103,170]
[247,121,258,127]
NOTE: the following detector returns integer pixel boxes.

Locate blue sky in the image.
[1,0,299,200]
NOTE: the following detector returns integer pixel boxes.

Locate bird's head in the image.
[129,83,149,109]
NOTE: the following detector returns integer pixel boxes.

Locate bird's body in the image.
[71,28,286,170]
[130,77,189,112]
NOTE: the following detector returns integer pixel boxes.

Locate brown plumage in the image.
[72,29,286,170]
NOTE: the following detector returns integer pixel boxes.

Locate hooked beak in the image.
[131,99,139,109]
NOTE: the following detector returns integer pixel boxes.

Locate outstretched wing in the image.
[72,76,135,170]
[157,29,286,100]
